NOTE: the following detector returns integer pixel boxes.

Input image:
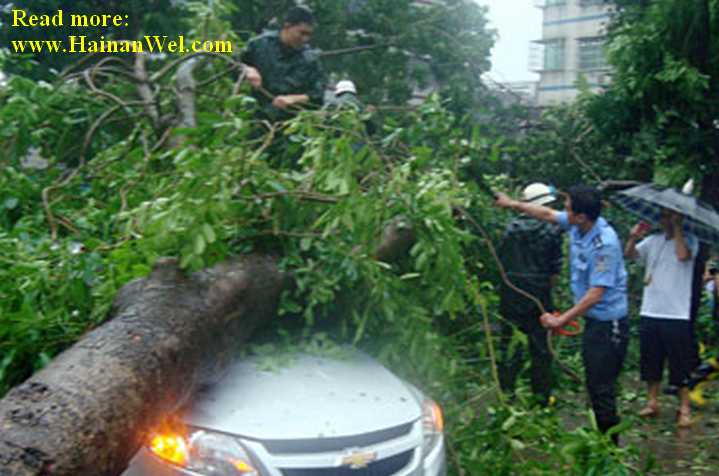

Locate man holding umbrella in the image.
[616,182,719,426]
[624,209,698,427]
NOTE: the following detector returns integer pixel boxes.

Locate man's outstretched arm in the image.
[494,192,559,224]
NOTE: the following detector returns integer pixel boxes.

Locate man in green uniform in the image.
[497,183,563,405]
[241,6,327,121]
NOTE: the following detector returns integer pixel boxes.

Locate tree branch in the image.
[320,43,390,58]
[134,53,160,128]
[174,57,200,129]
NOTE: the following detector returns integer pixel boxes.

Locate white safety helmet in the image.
[335,80,357,95]
[521,182,556,206]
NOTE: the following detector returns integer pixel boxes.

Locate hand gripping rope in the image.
[456,205,583,385]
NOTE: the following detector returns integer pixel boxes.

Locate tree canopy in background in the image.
[304,0,495,112]
[587,0,719,206]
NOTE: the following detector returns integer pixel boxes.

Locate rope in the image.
[456,205,583,385]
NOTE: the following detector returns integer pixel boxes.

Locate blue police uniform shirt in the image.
[556,211,628,320]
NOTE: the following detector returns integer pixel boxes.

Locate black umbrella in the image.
[613,183,719,245]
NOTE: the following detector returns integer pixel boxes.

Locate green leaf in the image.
[300,237,312,251]
[0,350,17,383]
[180,248,194,269]
[202,223,216,244]
[36,352,52,369]
[605,419,632,437]
[3,197,19,209]
[501,414,516,432]
[269,181,287,193]
[561,441,585,458]
[194,234,206,255]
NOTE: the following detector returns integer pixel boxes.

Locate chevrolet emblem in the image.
[340,449,378,469]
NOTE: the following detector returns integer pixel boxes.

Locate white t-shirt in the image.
[636,232,698,319]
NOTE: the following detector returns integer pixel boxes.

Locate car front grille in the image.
[280,450,413,476]
[262,423,414,454]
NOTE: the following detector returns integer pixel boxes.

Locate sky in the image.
[476,0,542,83]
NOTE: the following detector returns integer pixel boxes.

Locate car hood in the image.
[183,352,422,441]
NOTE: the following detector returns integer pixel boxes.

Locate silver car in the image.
[122,351,446,476]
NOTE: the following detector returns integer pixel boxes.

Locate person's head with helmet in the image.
[334,80,357,98]
[521,182,558,207]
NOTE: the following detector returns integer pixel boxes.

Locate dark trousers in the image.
[582,318,629,433]
[498,285,553,403]
[639,317,694,387]
[499,317,553,403]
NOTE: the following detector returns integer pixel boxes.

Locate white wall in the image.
[535,1,612,105]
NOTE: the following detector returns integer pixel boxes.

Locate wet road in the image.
[624,381,719,475]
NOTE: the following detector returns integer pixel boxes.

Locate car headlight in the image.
[422,399,444,455]
[149,426,260,475]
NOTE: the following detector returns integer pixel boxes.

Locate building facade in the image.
[531,0,613,105]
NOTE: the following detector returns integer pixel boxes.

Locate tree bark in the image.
[174,58,199,129]
[0,255,284,476]
[133,53,159,130]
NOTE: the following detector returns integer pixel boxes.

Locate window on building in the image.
[543,39,565,70]
[578,37,607,70]
[579,0,606,6]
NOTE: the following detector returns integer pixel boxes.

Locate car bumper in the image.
[122,435,446,476]
[422,434,447,475]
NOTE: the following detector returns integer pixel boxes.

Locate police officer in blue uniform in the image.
[495,185,629,439]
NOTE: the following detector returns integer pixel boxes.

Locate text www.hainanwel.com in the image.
[11,36,233,54]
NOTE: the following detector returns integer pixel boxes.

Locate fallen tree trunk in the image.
[0,255,284,476]
[0,219,416,476]
[374,216,416,263]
